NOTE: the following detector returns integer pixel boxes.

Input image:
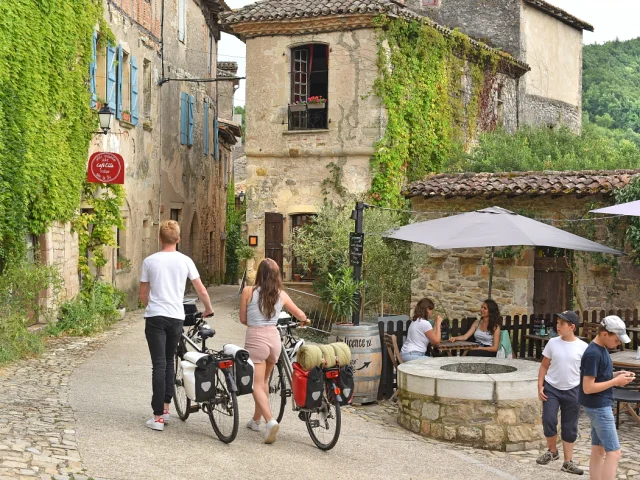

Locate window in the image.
[143,59,152,118]
[290,214,316,280]
[180,92,195,146]
[289,44,329,130]
[178,0,186,43]
[170,209,180,222]
[120,49,131,117]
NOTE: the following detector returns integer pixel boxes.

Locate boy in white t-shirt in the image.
[536,311,588,475]
[139,220,214,431]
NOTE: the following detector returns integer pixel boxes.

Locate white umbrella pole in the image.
[488,246,495,299]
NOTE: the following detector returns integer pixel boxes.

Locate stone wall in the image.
[409,194,640,317]
[44,222,80,302]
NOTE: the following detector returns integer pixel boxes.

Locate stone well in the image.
[396,357,545,452]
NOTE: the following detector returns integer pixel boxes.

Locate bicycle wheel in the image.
[173,352,190,421]
[305,384,341,451]
[207,367,239,443]
[268,358,286,423]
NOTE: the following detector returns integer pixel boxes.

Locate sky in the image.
[217,0,640,107]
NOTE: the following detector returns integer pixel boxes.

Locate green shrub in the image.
[0,313,45,364]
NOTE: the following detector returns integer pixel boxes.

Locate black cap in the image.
[556,311,579,326]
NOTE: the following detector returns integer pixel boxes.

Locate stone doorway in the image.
[533,247,572,315]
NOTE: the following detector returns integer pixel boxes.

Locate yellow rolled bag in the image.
[296,345,324,371]
[329,342,351,367]
[318,345,337,368]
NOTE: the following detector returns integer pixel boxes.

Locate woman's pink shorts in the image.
[244,326,282,364]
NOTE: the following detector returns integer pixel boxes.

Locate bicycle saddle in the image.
[199,328,216,339]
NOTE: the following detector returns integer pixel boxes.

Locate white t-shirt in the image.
[400,319,433,355]
[140,251,200,320]
[542,336,589,390]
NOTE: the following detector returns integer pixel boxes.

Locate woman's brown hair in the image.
[412,298,435,322]
[253,258,283,320]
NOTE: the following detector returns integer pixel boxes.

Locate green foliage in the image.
[445,121,640,173]
[47,281,125,336]
[225,181,251,283]
[320,266,362,323]
[233,105,246,143]
[291,201,427,316]
[370,16,499,207]
[0,0,104,263]
[614,177,640,265]
[583,38,640,133]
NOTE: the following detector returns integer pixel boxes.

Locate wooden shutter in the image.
[106,43,117,111]
[188,95,195,146]
[130,56,139,125]
[90,31,97,108]
[180,92,187,145]
[116,45,123,120]
[214,115,219,160]
[265,213,284,272]
[204,102,209,155]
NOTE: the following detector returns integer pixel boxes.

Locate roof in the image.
[523,0,594,32]
[404,170,640,199]
[220,0,529,74]
[218,118,242,143]
[217,61,238,72]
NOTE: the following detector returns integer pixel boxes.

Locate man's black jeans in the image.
[145,316,184,416]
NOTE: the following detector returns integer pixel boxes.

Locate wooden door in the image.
[264,212,283,271]
[533,249,571,315]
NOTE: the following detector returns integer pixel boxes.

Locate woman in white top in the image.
[450,299,501,357]
[239,259,307,444]
[400,298,442,362]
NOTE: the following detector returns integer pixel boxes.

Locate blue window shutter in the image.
[180,92,187,145]
[204,102,209,155]
[106,43,117,111]
[214,115,219,161]
[130,56,139,125]
[188,95,195,146]
[116,45,123,120]
[90,31,97,108]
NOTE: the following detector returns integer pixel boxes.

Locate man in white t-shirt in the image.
[536,311,588,475]
[139,220,214,431]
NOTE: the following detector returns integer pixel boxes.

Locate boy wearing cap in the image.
[536,311,588,475]
[580,315,635,480]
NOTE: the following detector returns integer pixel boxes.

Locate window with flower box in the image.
[289,44,328,130]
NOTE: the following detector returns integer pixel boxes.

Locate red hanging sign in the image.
[87,152,125,184]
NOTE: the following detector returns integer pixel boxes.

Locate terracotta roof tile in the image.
[404,170,640,199]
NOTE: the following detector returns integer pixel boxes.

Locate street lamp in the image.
[238,191,245,204]
[96,103,114,135]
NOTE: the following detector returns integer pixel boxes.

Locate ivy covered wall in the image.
[0,0,102,263]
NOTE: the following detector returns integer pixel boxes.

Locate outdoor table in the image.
[525,334,587,360]
[627,326,640,349]
[610,350,640,369]
[434,341,481,356]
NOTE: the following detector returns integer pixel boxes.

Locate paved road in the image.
[68,285,582,480]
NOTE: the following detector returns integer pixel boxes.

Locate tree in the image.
[234,105,246,143]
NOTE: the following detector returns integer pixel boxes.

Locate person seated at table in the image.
[400,298,442,362]
[450,299,500,357]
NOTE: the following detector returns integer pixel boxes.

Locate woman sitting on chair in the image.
[400,298,442,362]
[450,299,501,357]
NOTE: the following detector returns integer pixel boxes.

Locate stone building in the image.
[221,0,529,282]
[408,0,593,132]
[404,170,640,317]
[39,0,234,308]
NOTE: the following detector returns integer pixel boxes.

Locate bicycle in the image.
[268,316,342,451]
[173,312,240,443]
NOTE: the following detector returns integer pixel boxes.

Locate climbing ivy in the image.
[0,0,104,264]
[370,16,500,207]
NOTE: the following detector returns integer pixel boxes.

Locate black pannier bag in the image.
[183,299,198,326]
[194,354,217,402]
[338,366,355,405]
[223,344,254,396]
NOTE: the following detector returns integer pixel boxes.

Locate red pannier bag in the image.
[292,363,323,409]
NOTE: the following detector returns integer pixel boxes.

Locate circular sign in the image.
[87,152,125,184]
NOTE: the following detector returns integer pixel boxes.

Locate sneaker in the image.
[561,460,584,475]
[146,417,164,431]
[536,450,559,465]
[246,418,263,432]
[264,419,279,444]
[162,410,170,423]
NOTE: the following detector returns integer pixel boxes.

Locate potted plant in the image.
[292,264,305,282]
[289,101,306,112]
[307,96,327,109]
[116,255,132,272]
[122,109,131,122]
[95,97,106,110]
[321,266,362,323]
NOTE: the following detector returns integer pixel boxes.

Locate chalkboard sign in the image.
[349,233,364,266]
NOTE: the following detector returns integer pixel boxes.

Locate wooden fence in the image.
[377,309,640,401]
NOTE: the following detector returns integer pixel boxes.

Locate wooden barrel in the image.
[330,323,382,404]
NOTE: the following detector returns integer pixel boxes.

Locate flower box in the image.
[122,112,131,122]
[307,103,326,109]
[289,104,306,112]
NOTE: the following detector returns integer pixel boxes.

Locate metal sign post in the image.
[350,201,365,325]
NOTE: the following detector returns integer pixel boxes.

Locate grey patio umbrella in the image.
[384,206,623,298]
[590,200,640,217]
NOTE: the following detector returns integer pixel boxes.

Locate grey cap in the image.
[601,315,631,344]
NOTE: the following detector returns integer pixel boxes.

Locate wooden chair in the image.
[581,322,600,341]
[383,333,403,402]
[613,365,640,428]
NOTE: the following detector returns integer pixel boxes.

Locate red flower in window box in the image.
[307,96,326,109]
